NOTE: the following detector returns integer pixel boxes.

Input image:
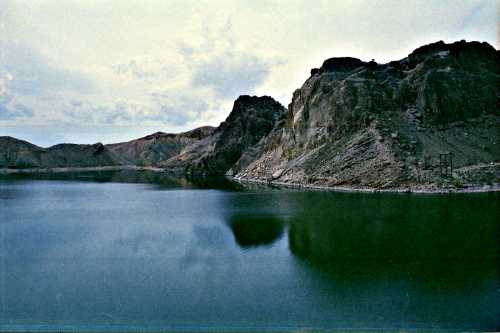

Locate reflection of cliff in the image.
[228,215,284,248]
[0,169,185,185]
[286,192,500,289]
[288,193,500,262]
[0,170,244,190]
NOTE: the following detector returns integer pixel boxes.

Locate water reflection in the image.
[228,215,285,248]
[222,191,500,329]
[1,173,499,330]
[0,170,243,191]
[288,213,498,288]
[286,192,499,261]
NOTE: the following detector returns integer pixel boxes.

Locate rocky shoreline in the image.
[1,165,498,194]
[233,175,500,194]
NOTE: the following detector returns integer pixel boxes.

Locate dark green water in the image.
[0,171,499,331]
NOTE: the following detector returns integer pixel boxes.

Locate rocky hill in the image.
[161,95,287,175]
[0,137,118,168]
[0,136,49,169]
[1,40,498,190]
[233,40,499,189]
[0,126,215,169]
[106,126,215,166]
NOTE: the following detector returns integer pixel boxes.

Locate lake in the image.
[0,171,499,331]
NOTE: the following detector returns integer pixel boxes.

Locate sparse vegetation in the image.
[452,177,464,188]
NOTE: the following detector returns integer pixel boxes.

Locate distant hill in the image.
[0,126,215,169]
[106,126,216,166]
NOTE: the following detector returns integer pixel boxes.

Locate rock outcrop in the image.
[161,95,287,175]
[234,40,499,189]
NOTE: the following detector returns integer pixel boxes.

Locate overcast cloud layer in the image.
[0,0,497,146]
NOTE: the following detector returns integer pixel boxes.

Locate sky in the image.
[0,0,497,146]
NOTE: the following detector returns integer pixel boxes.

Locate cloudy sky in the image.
[0,0,497,146]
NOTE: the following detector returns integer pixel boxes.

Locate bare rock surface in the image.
[161,95,287,175]
[234,40,499,188]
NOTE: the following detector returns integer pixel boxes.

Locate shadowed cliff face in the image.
[203,96,287,175]
[235,40,500,188]
[161,95,287,175]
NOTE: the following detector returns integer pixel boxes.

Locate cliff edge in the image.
[234,40,499,189]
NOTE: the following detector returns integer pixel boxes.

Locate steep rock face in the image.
[162,95,287,175]
[204,95,287,174]
[236,40,499,188]
[106,126,215,166]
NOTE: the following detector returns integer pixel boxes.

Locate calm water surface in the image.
[0,171,499,331]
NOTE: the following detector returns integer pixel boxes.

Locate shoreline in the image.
[0,165,164,174]
[1,165,499,194]
[231,176,500,194]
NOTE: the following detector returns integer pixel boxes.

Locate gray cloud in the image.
[103,102,134,124]
[0,41,93,95]
[63,100,132,125]
[0,97,34,120]
[61,96,209,127]
[155,97,210,126]
[180,19,281,100]
[111,57,176,79]
[191,53,272,99]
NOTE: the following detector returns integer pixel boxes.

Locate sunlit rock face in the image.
[235,40,499,188]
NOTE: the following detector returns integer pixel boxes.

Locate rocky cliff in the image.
[161,95,287,175]
[234,40,499,189]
